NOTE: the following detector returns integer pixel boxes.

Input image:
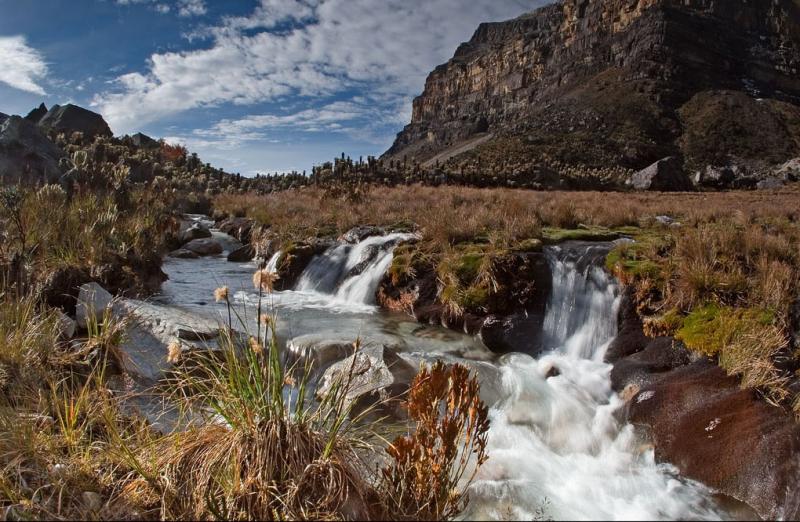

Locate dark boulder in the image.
[227,244,255,263]
[169,248,200,259]
[610,336,692,391]
[626,360,800,520]
[693,165,736,189]
[0,116,64,183]
[627,157,694,192]
[217,217,254,243]
[275,240,334,290]
[605,288,649,363]
[37,104,112,139]
[479,313,547,355]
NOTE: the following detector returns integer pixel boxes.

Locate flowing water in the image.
[157,221,739,521]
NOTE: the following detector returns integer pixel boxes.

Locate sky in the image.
[0,0,545,175]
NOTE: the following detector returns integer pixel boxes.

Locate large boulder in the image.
[182,238,223,256]
[0,116,64,183]
[627,157,694,192]
[76,283,231,383]
[626,360,800,520]
[37,104,112,139]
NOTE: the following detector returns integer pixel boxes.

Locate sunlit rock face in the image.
[385,0,800,172]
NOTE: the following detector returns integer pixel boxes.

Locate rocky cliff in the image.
[385,0,800,175]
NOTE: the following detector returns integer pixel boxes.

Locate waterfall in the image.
[465,241,727,521]
[295,233,415,305]
[265,251,282,272]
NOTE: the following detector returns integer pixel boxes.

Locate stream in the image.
[155,218,744,521]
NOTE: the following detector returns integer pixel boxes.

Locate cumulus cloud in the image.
[95,0,544,134]
[0,36,49,95]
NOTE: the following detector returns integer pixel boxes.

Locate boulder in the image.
[610,336,692,391]
[24,103,48,124]
[55,311,77,341]
[479,313,546,355]
[0,116,64,183]
[627,157,694,192]
[774,158,800,182]
[0,112,7,125]
[340,226,385,244]
[604,288,649,363]
[217,217,254,243]
[757,177,785,190]
[227,244,255,263]
[37,104,113,139]
[76,283,232,383]
[626,360,800,520]
[288,336,358,374]
[693,165,736,189]
[179,222,212,244]
[316,345,417,418]
[169,248,199,259]
[182,238,223,256]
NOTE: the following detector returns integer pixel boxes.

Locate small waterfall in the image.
[542,243,620,360]
[466,241,727,521]
[265,251,282,272]
[295,233,415,305]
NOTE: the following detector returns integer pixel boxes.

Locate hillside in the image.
[384,0,800,183]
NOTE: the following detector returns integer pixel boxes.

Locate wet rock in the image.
[627,157,694,192]
[340,226,385,244]
[227,244,255,262]
[479,313,546,355]
[626,360,800,520]
[182,238,223,256]
[610,336,691,391]
[605,288,649,363]
[179,222,212,244]
[756,177,785,190]
[0,116,64,183]
[275,240,334,290]
[317,345,417,419]
[37,104,112,139]
[288,336,359,374]
[217,217,255,243]
[169,248,199,259]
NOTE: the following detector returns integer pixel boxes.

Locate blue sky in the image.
[0,0,543,175]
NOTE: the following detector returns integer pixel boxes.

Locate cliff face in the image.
[385,0,800,173]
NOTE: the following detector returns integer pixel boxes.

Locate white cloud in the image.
[95,0,543,134]
[0,36,49,95]
[115,0,206,17]
[177,0,206,17]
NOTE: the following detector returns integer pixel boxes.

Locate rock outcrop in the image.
[37,104,113,139]
[385,0,800,177]
[0,116,64,183]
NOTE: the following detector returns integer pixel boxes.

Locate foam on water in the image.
[463,244,728,520]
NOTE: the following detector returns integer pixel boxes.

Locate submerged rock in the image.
[169,248,199,259]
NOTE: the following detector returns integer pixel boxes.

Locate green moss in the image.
[542,227,620,244]
[461,285,490,310]
[676,304,776,356]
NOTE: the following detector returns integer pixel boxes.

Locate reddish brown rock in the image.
[626,360,800,520]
